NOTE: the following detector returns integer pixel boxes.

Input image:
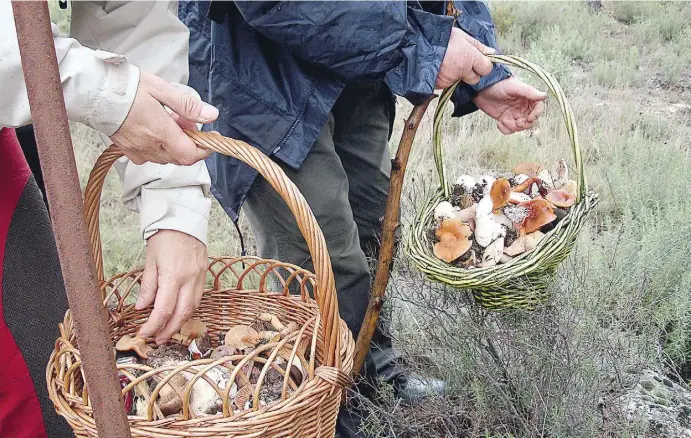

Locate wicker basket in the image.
[47,132,354,437]
[406,54,599,311]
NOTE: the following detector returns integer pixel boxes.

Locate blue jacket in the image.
[179,1,510,220]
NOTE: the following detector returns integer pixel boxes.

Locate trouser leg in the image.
[331,83,402,383]
[244,112,371,339]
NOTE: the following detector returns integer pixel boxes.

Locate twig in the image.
[353,96,435,377]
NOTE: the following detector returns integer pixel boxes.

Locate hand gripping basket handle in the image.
[83,131,341,368]
[433,54,587,202]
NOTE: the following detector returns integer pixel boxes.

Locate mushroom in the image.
[519,199,557,235]
[479,175,496,195]
[234,384,255,411]
[190,368,227,416]
[457,205,477,230]
[279,322,299,337]
[480,236,504,267]
[224,325,260,353]
[258,313,288,332]
[490,178,511,211]
[499,254,513,264]
[564,180,578,196]
[512,176,543,193]
[509,191,531,204]
[474,196,507,247]
[455,175,477,193]
[504,231,546,256]
[433,218,472,263]
[434,201,456,221]
[538,168,555,190]
[513,174,530,185]
[258,330,281,344]
[157,374,187,417]
[116,335,153,360]
[503,204,530,225]
[180,318,207,338]
[550,158,568,189]
[545,189,576,208]
[512,162,543,177]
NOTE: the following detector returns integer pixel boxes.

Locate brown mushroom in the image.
[116,335,153,360]
[512,162,543,177]
[258,331,281,344]
[224,325,260,352]
[433,218,472,263]
[279,322,299,337]
[157,374,187,417]
[258,313,286,332]
[234,384,254,410]
[545,189,576,208]
[512,176,543,193]
[490,178,511,211]
[564,180,578,196]
[180,318,207,338]
[519,199,557,235]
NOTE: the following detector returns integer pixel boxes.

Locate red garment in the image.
[0,128,48,438]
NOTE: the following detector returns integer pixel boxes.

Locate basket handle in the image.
[83,132,341,368]
[433,54,587,202]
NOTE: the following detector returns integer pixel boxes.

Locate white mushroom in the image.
[474,196,506,247]
[513,174,530,185]
[499,254,513,264]
[480,175,496,195]
[538,168,554,190]
[480,236,504,267]
[454,175,477,193]
[434,201,456,221]
[504,231,546,257]
[509,191,531,204]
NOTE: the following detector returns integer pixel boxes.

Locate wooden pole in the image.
[12,2,132,437]
[353,96,434,377]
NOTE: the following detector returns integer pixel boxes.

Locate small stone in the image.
[641,380,656,391]
[663,378,674,388]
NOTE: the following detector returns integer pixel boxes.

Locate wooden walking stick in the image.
[353,96,434,377]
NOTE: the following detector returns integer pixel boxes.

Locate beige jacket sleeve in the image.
[71,1,212,246]
[0,1,139,136]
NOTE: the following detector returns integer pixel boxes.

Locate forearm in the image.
[0,2,138,134]
[72,1,212,245]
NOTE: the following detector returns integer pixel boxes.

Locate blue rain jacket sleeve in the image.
[233,2,454,104]
[450,0,512,117]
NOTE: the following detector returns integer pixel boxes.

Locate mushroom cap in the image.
[545,189,576,208]
[224,325,260,351]
[564,180,578,196]
[433,218,472,263]
[455,175,477,192]
[512,176,543,194]
[519,199,557,234]
[180,318,207,338]
[504,231,546,256]
[234,385,254,410]
[550,158,568,189]
[512,162,543,177]
[490,178,511,211]
[115,335,153,359]
[258,313,286,332]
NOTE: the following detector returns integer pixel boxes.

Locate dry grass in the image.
[53,1,691,437]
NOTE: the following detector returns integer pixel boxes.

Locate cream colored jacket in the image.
[1,1,211,246]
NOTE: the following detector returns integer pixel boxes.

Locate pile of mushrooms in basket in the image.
[432,158,576,267]
[114,313,305,417]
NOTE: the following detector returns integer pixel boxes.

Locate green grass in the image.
[59,1,691,436]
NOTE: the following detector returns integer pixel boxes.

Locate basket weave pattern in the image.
[47,133,354,437]
[406,55,599,310]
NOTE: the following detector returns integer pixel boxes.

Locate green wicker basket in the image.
[406,54,599,310]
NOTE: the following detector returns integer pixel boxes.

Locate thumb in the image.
[144,73,219,124]
[510,80,549,101]
[460,31,496,56]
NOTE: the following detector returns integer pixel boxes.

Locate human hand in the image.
[436,28,496,89]
[473,77,548,135]
[136,230,208,344]
[110,72,218,166]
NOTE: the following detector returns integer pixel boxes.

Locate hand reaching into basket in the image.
[473,77,548,135]
[136,229,208,344]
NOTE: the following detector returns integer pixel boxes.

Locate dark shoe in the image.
[393,372,446,405]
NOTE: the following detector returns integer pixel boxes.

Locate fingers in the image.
[137,257,159,311]
[155,281,197,344]
[138,273,179,342]
[527,101,545,123]
[496,119,513,135]
[158,116,211,166]
[145,73,218,124]
[460,31,496,56]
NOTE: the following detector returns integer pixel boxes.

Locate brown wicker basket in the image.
[47,132,354,437]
